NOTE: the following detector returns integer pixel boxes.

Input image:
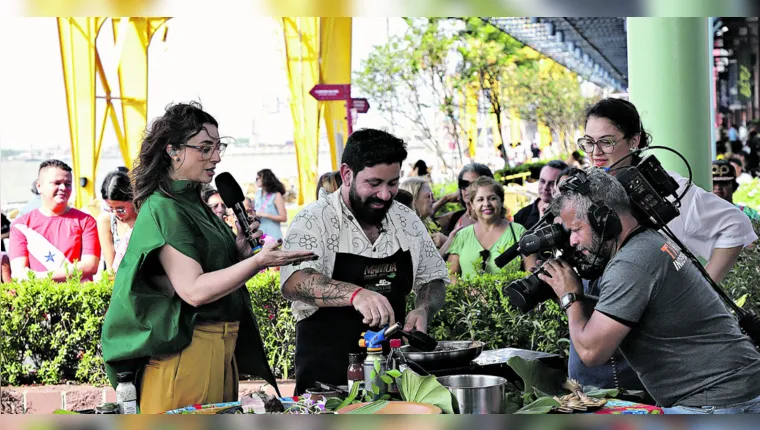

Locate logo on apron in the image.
[363,262,398,294]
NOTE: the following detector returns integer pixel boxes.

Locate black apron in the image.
[294,245,414,395]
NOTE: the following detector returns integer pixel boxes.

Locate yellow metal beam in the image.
[112,17,170,169]
[465,83,479,160]
[283,17,321,205]
[58,17,105,209]
[320,17,352,171]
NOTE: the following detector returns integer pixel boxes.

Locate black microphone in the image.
[215,172,262,254]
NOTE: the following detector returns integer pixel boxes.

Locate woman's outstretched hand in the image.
[253,239,318,268]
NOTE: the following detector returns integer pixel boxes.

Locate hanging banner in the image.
[737,40,753,103]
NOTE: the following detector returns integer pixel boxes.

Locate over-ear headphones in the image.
[558,170,622,240]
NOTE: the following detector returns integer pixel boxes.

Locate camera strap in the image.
[617,225,646,250]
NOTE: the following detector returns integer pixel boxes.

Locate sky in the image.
[0,17,408,151]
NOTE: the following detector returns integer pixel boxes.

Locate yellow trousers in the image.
[138,321,240,414]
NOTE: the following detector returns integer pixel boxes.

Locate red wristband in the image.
[350,288,363,305]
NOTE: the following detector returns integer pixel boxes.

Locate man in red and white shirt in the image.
[9,160,101,282]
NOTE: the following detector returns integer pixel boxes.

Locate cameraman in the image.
[541,168,760,413]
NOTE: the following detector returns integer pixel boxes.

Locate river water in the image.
[0,148,441,208]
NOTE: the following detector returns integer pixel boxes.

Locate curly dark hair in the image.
[257,169,286,195]
[131,102,218,210]
[341,128,408,174]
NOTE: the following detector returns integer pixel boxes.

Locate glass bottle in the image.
[347,353,364,393]
[115,372,138,414]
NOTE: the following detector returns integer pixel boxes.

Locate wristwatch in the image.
[560,293,578,311]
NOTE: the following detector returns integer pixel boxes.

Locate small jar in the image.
[95,403,119,414]
[347,353,364,392]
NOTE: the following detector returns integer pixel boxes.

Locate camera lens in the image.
[503,271,555,313]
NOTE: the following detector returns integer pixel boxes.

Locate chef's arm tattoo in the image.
[415,279,446,316]
[282,268,360,307]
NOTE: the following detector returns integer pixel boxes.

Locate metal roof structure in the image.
[484,17,628,92]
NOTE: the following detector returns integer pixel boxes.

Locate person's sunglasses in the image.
[479,249,490,272]
[577,136,625,154]
[104,206,128,215]
[458,179,472,190]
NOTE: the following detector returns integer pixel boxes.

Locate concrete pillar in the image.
[627,18,713,190]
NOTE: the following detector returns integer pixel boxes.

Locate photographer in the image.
[541,168,760,413]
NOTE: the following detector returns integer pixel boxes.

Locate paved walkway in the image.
[1,380,296,414]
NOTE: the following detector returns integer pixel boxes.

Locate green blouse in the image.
[448,222,526,278]
[101,180,277,393]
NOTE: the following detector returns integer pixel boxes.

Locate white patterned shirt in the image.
[280,189,450,321]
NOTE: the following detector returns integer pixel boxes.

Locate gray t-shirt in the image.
[595,228,760,408]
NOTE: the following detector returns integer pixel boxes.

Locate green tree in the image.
[457,18,524,150]
[354,18,468,174]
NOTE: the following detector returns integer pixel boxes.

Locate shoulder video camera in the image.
[500,153,683,313]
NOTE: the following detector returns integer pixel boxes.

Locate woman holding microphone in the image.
[101,102,315,414]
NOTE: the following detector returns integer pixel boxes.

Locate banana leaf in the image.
[515,397,560,414]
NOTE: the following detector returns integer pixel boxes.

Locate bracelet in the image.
[350,288,363,305]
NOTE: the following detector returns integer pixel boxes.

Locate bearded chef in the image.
[280,128,450,395]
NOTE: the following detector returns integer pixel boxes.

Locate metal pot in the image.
[437,375,508,414]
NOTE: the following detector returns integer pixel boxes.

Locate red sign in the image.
[351,98,370,114]
[309,84,351,101]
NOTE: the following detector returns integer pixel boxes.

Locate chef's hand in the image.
[404,308,428,333]
[253,240,318,268]
[536,258,582,299]
[352,289,395,328]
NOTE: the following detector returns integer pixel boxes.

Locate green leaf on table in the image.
[380,375,393,385]
[325,398,343,411]
[504,400,521,414]
[399,369,454,414]
[372,384,380,395]
[507,356,566,396]
[583,387,619,399]
[335,381,362,410]
[370,369,376,380]
[386,369,402,378]
[515,397,560,414]
[374,360,381,373]
[345,400,389,414]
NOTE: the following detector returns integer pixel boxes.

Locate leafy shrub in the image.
[495,162,547,185]
[5,240,760,386]
[723,220,760,317]
[735,179,760,212]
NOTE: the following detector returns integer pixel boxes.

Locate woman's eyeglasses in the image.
[184,137,234,160]
[458,179,471,190]
[577,136,625,154]
[104,206,128,215]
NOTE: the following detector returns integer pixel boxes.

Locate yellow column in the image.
[509,109,521,144]
[465,83,479,160]
[320,18,352,171]
[538,122,551,149]
[283,18,321,205]
[113,18,170,169]
[58,17,105,209]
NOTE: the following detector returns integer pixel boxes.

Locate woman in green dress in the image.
[447,177,537,282]
[101,102,316,414]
